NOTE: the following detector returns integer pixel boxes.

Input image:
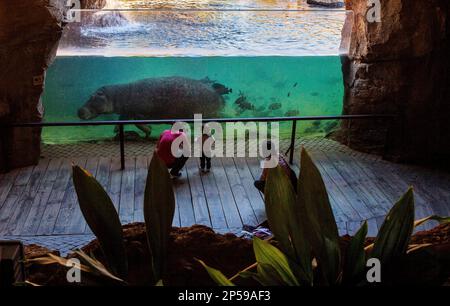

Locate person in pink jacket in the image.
[156,129,189,178]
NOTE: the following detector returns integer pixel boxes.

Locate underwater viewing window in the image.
[42,8,353,144]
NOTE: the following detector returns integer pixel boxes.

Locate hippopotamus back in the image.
[102,76,226,119]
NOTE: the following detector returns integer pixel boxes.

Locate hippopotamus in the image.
[78,76,230,137]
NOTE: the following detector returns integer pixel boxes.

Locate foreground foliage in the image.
[201,148,450,286]
[29,148,449,286]
[30,154,175,285]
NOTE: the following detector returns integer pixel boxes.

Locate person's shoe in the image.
[199,167,205,173]
[170,172,182,179]
[205,168,211,173]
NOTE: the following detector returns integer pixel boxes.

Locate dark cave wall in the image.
[0,0,106,172]
[336,0,450,166]
[0,0,67,172]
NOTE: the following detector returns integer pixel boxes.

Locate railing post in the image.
[119,124,125,170]
[289,120,297,164]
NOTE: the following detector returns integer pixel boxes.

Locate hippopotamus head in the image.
[78,87,113,120]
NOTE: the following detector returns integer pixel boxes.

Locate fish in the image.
[310,92,320,97]
[287,92,291,97]
[268,102,282,111]
[238,101,255,110]
[234,92,255,111]
[212,83,232,95]
[293,82,298,88]
[285,110,299,117]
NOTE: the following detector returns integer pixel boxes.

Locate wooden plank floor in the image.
[0,151,449,237]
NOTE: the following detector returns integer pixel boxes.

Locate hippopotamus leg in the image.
[113,114,151,138]
[133,114,152,138]
[114,114,129,136]
[135,124,152,138]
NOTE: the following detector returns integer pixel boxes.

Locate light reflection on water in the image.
[60,0,348,56]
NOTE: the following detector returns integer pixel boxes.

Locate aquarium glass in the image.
[42,4,352,143]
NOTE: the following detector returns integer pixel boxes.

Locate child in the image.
[196,124,215,172]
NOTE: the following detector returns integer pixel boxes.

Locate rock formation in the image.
[336,0,450,167]
[0,0,107,172]
[81,0,107,9]
[0,0,68,172]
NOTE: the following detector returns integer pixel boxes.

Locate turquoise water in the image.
[42,55,343,143]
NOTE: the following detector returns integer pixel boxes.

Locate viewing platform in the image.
[1,137,449,254]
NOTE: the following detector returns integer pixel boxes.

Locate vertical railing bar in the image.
[289,120,297,165]
[119,124,125,170]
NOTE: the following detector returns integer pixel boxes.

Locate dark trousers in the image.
[169,156,189,175]
[254,173,297,193]
[254,180,265,192]
[200,153,211,170]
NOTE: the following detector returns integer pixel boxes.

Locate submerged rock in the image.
[307,0,344,8]
[80,0,106,9]
[89,11,129,27]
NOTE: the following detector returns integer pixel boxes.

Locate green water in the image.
[42,56,344,143]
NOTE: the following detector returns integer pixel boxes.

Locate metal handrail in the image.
[0,114,396,170]
[0,114,394,128]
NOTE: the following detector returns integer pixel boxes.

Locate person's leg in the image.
[170,156,189,176]
[289,170,298,192]
[200,155,206,170]
[206,157,211,170]
[254,180,265,193]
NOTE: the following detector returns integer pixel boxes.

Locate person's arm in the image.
[156,133,163,150]
[176,132,190,156]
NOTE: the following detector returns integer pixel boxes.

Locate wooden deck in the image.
[1,149,449,238]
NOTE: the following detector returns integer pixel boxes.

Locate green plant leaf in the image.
[74,250,125,284]
[72,165,128,278]
[255,263,287,286]
[253,237,300,286]
[297,148,341,285]
[265,164,312,284]
[343,221,367,283]
[143,154,176,282]
[371,187,415,265]
[27,251,125,284]
[197,259,235,286]
[414,215,450,228]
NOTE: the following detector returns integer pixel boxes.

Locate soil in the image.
[412,223,450,245]
[25,223,450,286]
[26,224,254,286]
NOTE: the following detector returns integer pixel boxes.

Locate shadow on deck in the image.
[0,137,449,254]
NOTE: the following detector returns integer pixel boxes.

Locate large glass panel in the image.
[42,4,352,143]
